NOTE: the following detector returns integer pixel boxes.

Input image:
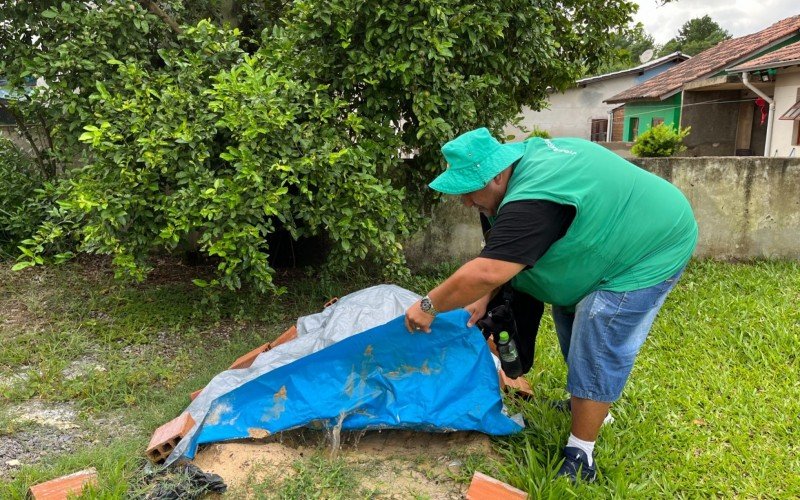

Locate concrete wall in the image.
[403,199,485,269]
[404,156,800,267]
[0,125,41,155]
[772,67,800,157]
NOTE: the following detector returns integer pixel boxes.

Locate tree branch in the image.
[135,0,182,35]
[35,109,58,178]
[0,99,49,178]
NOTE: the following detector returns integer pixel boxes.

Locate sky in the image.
[632,0,800,44]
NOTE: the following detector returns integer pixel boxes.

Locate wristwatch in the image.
[420,295,438,317]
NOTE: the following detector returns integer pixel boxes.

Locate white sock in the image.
[566,433,595,466]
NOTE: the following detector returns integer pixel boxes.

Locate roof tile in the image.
[606,15,800,103]
[728,40,800,71]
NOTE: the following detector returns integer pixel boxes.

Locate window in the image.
[779,97,800,121]
[651,117,664,127]
[590,119,608,142]
[788,88,800,146]
[628,117,639,141]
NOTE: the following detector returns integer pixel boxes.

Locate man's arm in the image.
[404,257,524,332]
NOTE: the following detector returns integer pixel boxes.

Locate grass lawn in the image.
[0,258,798,498]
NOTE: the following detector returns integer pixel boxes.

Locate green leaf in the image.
[12,262,34,271]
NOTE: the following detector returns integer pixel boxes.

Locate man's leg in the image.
[551,305,574,362]
[556,267,686,483]
[570,397,610,441]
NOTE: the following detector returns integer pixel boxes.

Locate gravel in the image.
[0,400,139,480]
[0,426,86,478]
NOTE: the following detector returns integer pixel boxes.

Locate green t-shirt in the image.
[500,138,698,307]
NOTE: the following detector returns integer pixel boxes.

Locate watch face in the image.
[421,297,432,311]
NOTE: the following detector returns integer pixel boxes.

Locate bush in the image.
[631,123,691,157]
[0,139,48,258]
[16,23,411,292]
[8,1,640,293]
[527,127,552,139]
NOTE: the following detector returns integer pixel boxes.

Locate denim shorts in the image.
[551,267,685,403]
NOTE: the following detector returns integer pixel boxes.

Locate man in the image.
[404,127,697,483]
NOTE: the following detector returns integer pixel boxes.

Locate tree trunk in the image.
[219,0,241,29]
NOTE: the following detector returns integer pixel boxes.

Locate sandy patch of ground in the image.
[192,429,491,498]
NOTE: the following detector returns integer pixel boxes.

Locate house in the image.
[503,52,689,142]
[727,41,800,157]
[605,15,800,157]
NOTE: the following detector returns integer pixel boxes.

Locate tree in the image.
[7,0,640,293]
[594,22,658,74]
[660,15,731,56]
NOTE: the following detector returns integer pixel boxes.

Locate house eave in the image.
[576,52,690,86]
[722,31,800,72]
[727,59,800,73]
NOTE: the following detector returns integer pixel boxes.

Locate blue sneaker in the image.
[557,446,597,483]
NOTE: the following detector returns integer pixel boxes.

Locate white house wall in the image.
[503,74,638,141]
[772,67,800,157]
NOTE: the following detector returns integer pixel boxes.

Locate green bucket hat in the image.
[429,128,526,195]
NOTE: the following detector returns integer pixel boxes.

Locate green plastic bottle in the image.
[497,331,523,378]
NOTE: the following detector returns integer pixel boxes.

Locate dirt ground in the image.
[191,429,492,498]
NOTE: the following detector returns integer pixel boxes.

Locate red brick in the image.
[146,412,195,464]
[323,297,339,308]
[189,388,203,401]
[229,341,271,370]
[268,325,297,349]
[466,471,527,500]
[496,369,507,391]
[29,468,97,500]
[499,371,534,400]
[485,337,500,358]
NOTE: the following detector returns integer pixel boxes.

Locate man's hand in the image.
[465,293,492,328]
[405,300,434,333]
[402,258,524,334]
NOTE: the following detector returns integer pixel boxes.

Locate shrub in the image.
[0,139,48,258]
[631,123,691,157]
[527,127,552,139]
[16,23,411,292]
[8,1,640,293]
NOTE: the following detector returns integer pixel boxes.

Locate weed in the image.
[251,454,362,499]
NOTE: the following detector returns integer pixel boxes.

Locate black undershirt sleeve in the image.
[479,200,576,269]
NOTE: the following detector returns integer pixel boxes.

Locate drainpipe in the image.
[606,109,613,142]
[741,72,776,156]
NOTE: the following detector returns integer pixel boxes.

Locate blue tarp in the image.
[178,309,522,460]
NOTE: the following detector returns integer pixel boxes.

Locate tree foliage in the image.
[660,15,731,56]
[3,0,638,293]
[0,139,50,258]
[594,22,657,74]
